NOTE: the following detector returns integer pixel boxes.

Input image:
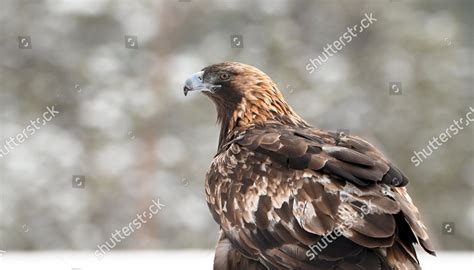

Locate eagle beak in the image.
[183,71,206,96]
[183,71,222,96]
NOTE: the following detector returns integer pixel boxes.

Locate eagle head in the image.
[183,62,307,135]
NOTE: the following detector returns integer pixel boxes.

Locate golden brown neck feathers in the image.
[214,72,307,149]
[230,84,305,128]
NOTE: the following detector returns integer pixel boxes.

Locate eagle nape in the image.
[183,62,435,270]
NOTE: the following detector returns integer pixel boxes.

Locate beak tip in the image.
[183,86,190,96]
[183,71,205,97]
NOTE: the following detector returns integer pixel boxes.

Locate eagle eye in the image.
[218,72,231,81]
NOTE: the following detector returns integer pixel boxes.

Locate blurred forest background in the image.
[0,0,472,253]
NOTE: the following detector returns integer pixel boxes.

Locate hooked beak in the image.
[183,71,220,96]
[183,71,205,96]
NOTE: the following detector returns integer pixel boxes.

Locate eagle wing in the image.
[206,122,434,269]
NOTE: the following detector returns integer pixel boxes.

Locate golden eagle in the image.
[183,62,435,270]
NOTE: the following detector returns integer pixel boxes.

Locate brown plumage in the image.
[183,62,435,270]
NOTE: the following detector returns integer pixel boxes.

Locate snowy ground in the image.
[0,250,472,269]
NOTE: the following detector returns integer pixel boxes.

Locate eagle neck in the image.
[216,98,308,152]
